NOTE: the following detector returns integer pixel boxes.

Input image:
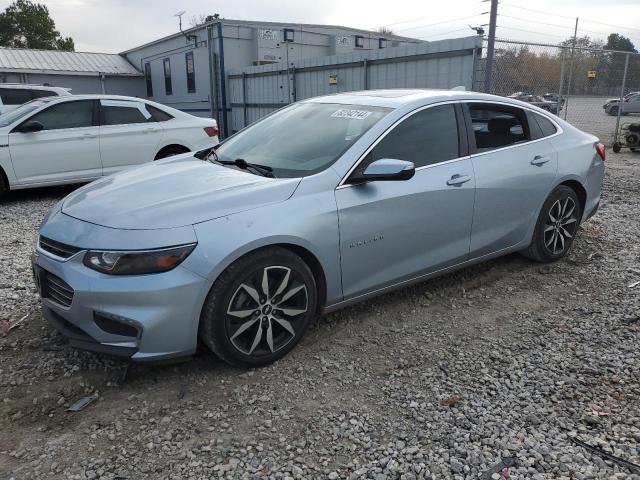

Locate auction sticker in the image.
[331,109,372,120]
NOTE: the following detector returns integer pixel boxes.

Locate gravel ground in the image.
[1,151,639,480]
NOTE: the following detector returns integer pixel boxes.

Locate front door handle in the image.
[446,174,471,187]
[531,155,551,166]
[80,133,96,139]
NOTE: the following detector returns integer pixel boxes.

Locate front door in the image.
[9,99,101,185]
[464,102,559,258]
[335,103,476,300]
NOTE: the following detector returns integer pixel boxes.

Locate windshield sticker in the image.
[331,109,373,120]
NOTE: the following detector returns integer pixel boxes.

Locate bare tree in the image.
[376,26,394,36]
[189,13,220,27]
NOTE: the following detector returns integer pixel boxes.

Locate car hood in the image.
[61,157,301,230]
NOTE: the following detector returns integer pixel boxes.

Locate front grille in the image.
[41,271,74,308]
[39,236,81,259]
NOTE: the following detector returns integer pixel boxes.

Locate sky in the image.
[2,0,639,53]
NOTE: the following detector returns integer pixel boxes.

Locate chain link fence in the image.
[474,38,640,147]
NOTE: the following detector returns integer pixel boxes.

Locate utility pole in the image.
[563,17,579,120]
[483,0,498,94]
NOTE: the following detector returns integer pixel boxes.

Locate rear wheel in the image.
[200,247,317,368]
[523,186,582,263]
[0,171,7,201]
[155,145,189,160]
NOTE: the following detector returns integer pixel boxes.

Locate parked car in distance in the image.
[605,93,640,116]
[508,92,561,114]
[33,89,604,367]
[0,83,70,115]
[542,92,565,106]
[603,91,640,110]
[0,95,219,195]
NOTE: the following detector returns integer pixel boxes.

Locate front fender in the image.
[185,189,342,306]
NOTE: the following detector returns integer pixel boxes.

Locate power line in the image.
[496,25,569,40]
[500,2,640,35]
[381,13,483,29]
[499,14,619,37]
[417,27,476,40]
[394,14,484,33]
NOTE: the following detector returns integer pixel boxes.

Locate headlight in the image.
[83,244,196,275]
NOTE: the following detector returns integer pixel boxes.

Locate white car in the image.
[0,84,71,115]
[0,95,219,196]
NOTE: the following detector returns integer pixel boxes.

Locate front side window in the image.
[468,104,529,152]
[185,52,196,93]
[215,103,390,178]
[358,104,459,172]
[163,58,172,95]
[0,88,32,105]
[0,99,51,128]
[101,100,153,125]
[25,100,94,131]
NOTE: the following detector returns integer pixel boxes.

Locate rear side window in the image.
[30,90,58,99]
[534,114,557,137]
[102,102,153,125]
[362,104,459,170]
[468,104,529,152]
[0,88,32,105]
[147,105,173,122]
[26,100,95,130]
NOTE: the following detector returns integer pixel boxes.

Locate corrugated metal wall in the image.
[227,36,482,133]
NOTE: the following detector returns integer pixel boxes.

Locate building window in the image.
[163,58,172,95]
[283,28,295,42]
[185,52,196,93]
[144,62,153,97]
[355,35,364,48]
[379,38,387,49]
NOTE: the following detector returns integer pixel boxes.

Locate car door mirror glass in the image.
[351,158,415,183]
[17,121,44,133]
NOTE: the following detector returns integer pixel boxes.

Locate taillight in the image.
[595,142,606,161]
[204,126,219,137]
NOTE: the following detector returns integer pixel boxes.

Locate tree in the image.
[604,33,637,53]
[376,26,394,36]
[0,0,74,51]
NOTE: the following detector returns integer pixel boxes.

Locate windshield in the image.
[215,103,390,177]
[0,99,51,128]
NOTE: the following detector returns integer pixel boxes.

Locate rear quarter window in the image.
[534,114,558,137]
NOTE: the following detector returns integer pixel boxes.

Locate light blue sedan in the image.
[33,89,605,367]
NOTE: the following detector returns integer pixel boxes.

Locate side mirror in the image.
[17,121,44,133]
[350,158,415,183]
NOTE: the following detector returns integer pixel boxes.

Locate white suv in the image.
[0,84,71,115]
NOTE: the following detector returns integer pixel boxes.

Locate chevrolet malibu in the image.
[33,89,605,367]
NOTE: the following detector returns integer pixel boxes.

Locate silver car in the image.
[33,89,605,367]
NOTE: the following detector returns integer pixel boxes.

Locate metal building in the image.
[122,19,424,136]
[0,47,144,96]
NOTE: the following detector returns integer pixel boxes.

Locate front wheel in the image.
[608,106,619,116]
[523,186,582,263]
[200,247,317,368]
[613,142,622,153]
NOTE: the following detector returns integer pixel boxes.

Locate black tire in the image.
[613,142,622,153]
[0,171,7,201]
[523,186,582,263]
[200,247,318,368]
[155,145,189,160]
[608,106,619,116]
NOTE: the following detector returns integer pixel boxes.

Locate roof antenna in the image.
[174,11,198,45]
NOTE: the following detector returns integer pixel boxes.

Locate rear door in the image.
[464,102,558,258]
[98,99,164,175]
[9,99,102,185]
[335,103,476,300]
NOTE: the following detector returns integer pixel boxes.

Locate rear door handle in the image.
[531,155,551,166]
[446,174,471,187]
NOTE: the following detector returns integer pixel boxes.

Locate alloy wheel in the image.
[226,266,308,356]
[543,197,578,255]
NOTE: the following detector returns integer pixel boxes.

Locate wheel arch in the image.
[558,178,587,216]
[154,143,191,160]
[0,164,9,192]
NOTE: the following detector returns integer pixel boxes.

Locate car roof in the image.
[302,89,535,109]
